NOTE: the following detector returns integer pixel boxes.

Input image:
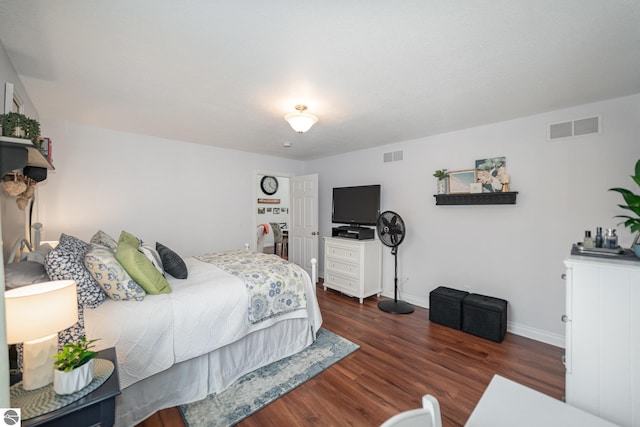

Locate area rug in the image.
[180,328,359,427]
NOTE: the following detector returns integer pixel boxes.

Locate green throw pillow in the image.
[115,233,171,295]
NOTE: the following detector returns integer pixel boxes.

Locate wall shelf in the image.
[0,136,54,173]
[434,192,518,205]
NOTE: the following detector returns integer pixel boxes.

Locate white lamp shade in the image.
[5,280,78,344]
[285,112,318,133]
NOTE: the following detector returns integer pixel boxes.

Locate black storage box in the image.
[462,293,508,342]
[429,286,469,330]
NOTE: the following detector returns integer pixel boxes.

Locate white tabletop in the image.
[465,375,618,427]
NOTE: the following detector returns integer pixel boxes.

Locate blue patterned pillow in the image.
[84,244,146,301]
[45,235,106,308]
[90,230,118,253]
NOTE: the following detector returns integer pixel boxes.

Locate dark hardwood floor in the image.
[137,283,565,427]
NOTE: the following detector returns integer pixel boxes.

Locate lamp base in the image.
[378,299,415,314]
[23,334,58,390]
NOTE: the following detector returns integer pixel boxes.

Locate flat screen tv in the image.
[332,185,381,227]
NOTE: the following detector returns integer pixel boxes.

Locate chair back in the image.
[270,223,282,243]
[380,395,442,427]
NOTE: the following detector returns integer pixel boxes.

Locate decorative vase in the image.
[437,179,448,195]
[53,359,94,395]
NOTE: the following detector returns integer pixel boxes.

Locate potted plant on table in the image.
[609,158,640,257]
[52,336,99,395]
[433,169,449,194]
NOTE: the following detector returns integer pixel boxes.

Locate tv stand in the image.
[331,226,375,240]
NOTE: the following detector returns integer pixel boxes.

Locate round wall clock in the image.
[260,176,279,195]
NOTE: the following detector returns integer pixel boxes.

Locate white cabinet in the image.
[563,256,640,427]
[323,237,382,303]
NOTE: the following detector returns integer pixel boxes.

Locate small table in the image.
[465,375,617,427]
[15,347,120,427]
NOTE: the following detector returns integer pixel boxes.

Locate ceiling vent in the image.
[549,116,600,140]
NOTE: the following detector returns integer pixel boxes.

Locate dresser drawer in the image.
[325,271,358,293]
[325,258,360,279]
[326,244,360,262]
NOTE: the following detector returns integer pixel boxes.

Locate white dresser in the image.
[323,237,382,303]
[563,256,640,427]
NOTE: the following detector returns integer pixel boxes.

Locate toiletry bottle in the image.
[595,227,603,248]
[608,229,618,249]
[583,230,595,248]
[604,228,618,249]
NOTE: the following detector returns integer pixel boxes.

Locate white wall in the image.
[305,93,640,346]
[36,120,305,258]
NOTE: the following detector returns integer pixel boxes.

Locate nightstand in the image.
[14,347,120,427]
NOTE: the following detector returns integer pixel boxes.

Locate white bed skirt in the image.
[116,317,315,427]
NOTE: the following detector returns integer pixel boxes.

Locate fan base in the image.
[378,299,415,314]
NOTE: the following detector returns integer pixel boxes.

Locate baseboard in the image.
[381,290,565,348]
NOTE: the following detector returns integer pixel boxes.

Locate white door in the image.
[290,174,318,280]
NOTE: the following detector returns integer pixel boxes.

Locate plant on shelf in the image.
[433,169,449,194]
[52,336,100,395]
[0,112,41,146]
[609,158,640,256]
[433,169,449,180]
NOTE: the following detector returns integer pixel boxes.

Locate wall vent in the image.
[549,116,601,140]
[384,150,404,163]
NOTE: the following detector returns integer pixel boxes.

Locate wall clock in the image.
[260,176,279,195]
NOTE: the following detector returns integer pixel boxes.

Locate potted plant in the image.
[433,169,449,194]
[0,112,41,146]
[52,336,99,395]
[609,158,640,257]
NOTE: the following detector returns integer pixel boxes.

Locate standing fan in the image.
[377,211,414,314]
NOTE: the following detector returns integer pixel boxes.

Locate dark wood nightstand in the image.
[15,347,120,427]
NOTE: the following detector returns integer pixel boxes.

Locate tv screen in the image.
[332,185,381,226]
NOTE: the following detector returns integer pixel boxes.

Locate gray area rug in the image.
[180,328,359,427]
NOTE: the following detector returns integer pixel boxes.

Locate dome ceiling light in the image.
[285,104,318,133]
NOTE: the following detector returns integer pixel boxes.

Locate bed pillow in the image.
[116,236,171,295]
[45,235,106,308]
[140,243,164,275]
[3,261,49,289]
[119,230,140,248]
[84,243,146,301]
[156,242,188,279]
[90,230,118,252]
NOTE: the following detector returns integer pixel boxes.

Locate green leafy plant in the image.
[433,169,449,180]
[609,159,640,234]
[53,336,99,372]
[0,112,41,145]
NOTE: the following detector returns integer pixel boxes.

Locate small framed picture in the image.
[448,169,477,194]
[257,207,265,214]
[273,208,281,214]
[475,157,506,193]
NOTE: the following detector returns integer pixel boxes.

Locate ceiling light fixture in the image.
[285,105,318,133]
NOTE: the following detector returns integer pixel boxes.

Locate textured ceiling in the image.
[0,1,639,160]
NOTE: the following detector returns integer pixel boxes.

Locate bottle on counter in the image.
[604,228,618,249]
[583,230,595,248]
[595,227,603,248]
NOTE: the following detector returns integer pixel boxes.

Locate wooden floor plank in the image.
[137,284,564,427]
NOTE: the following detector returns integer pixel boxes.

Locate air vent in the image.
[549,116,600,140]
[383,150,404,163]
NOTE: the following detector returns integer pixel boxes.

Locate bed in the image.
[23,231,323,427]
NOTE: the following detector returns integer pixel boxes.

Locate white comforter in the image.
[84,256,322,389]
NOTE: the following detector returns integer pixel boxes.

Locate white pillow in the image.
[140,243,164,275]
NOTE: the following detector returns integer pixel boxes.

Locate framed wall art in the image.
[475,157,506,193]
[448,169,477,194]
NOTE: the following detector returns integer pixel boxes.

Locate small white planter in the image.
[53,359,94,395]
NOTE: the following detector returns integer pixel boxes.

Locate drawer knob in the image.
[561,273,566,280]
[561,314,569,323]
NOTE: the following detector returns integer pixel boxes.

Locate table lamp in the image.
[5,280,78,390]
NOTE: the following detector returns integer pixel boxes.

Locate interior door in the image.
[290,174,318,280]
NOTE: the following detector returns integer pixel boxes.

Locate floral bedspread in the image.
[195,251,307,324]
